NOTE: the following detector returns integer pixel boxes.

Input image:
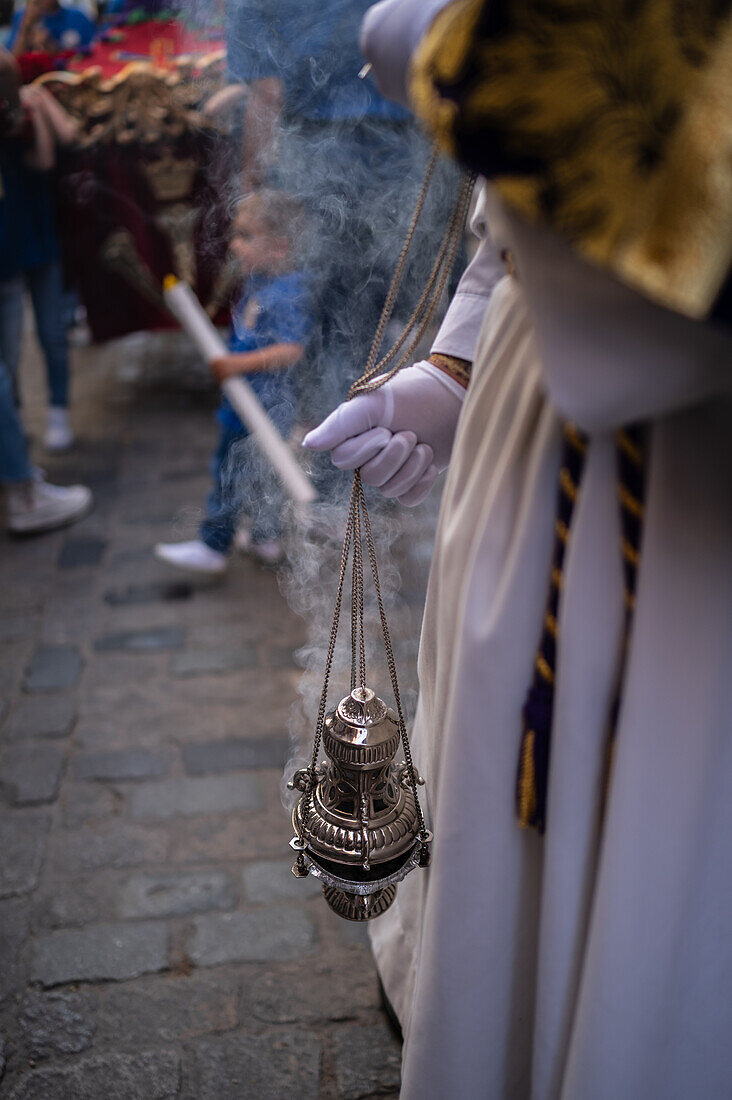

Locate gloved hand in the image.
[303,361,466,506]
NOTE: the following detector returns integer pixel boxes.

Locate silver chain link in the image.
[307,149,475,839]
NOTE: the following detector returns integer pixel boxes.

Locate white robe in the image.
[370,187,732,1099]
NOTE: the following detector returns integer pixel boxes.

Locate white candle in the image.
[164,277,316,505]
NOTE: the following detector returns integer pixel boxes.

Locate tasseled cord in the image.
[516,424,647,833]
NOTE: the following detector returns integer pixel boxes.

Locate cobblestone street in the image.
[0,333,421,1098]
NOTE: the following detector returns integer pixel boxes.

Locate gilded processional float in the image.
[25,9,237,341]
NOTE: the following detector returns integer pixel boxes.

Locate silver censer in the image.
[287,158,471,920]
[290,685,431,921]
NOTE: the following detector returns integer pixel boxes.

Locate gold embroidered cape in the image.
[410,0,732,320]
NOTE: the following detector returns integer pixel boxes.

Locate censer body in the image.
[291,685,428,921]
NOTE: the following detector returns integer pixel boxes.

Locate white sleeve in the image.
[431,183,506,363]
[360,0,457,107]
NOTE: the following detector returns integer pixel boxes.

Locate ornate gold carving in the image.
[35,51,227,147]
[142,154,198,202]
[154,202,198,285]
[100,229,164,308]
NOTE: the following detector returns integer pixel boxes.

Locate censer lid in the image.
[336,686,387,728]
[325,686,400,769]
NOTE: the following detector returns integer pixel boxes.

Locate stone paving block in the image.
[93,972,238,1046]
[161,667,300,712]
[47,823,168,875]
[60,783,122,829]
[57,536,107,570]
[23,645,81,693]
[104,580,193,605]
[0,813,50,897]
[239,947,380,1026]
[185,1030,320,1100]
[36,877,106,929]
[182,737,290,775]
[6,694,76,739]
[330,1019,402,1099]
[94,626,185,653]
[72,747,168,782]
[117,870,236,919]
[7,1050,180,1100]
[263,644,300,669]
[331,909,370,947]
[128,773,262,820]
[0,698,7,727]
[32,921,168,986]
[0,615,39,643]
[19,991,96,1059]
[0,644,29,699]
[0,745,64,805]
[169,646,257,678]
[80,652,165,691]
[241,859,322,904]
[169,801,291,864]
[189,907,316,967]
[0,898,30,1005]
[0,579,43,617]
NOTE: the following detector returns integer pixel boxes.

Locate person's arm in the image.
[211,341,304,382]
[12,0,43,56]
[32,85,79,146]
[360,0,456,108]
[303,181,508,505]
[427,183,506,384]
[20,85,55,170]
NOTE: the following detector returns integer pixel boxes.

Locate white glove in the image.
[303,361,466,506]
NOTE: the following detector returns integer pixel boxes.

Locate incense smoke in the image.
[183,0,461,801]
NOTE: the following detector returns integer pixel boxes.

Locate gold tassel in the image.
[517,729,537,828]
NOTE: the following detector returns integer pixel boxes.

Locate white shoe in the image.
[250,538,284,566]
[44,407,74,453]
[6,471,92,534]
[154,539,228,575]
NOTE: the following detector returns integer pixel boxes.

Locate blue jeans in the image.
[0,277,31,481]
[27,260,70,408]
[0,359,32,483]
[199,372,296,554]
[0,277,24,404]
[0,263,70,407]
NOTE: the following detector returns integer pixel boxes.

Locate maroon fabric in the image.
[56,133,232,342]
[16,50,76,84]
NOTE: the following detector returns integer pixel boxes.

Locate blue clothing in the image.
[226,0,408,122]
[0,148,69,408]
[26,261,70,407]
[199,391,293,552]
[217,271,311,432]
[8,5,96,50]
[0,148,58,282]
[200,270,312,552]
[0,278,33,482]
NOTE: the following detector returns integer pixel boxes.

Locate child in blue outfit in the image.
[155,190,311,574]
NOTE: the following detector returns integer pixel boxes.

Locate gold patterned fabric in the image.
[428,351,472,387]
[410,0,732,321]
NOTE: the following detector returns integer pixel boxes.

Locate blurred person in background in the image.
[0,46,91,531]
[155,189,313,574]
[0,41,79,451]
[8,0,95,55]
